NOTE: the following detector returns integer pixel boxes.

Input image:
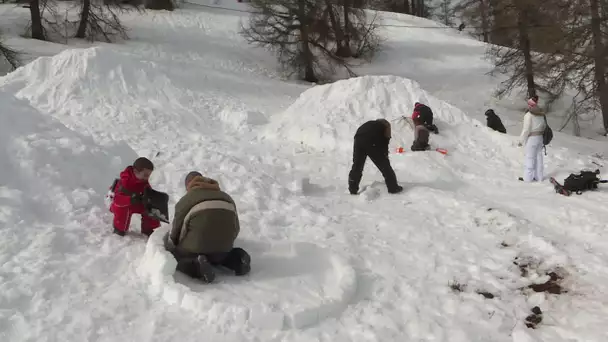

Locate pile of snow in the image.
[264,75,485,153]
[0,47,190,146]
[0,90,136,227]
[139,226,357,330]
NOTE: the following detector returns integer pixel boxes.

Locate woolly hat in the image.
[184,171,202,188]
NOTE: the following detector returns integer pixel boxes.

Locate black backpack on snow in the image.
[563,169,606,194]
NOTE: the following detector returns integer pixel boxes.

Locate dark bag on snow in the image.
[563,169,607,194]
[542,116,553,155]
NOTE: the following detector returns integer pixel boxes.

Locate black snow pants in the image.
[171,248,251,281]
[348,138,399,194]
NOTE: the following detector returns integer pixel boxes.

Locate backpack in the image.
[563,169,604,194]
[542,115,553,155]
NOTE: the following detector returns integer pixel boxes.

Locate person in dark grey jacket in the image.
[164,171,251,283]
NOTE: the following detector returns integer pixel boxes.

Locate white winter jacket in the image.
[520,110,546,145]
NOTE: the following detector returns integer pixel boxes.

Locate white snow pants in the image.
[523,135,544,182]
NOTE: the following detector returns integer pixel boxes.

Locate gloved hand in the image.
[130,192,144,205]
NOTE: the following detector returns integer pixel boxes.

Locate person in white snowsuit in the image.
[519,97,546,182]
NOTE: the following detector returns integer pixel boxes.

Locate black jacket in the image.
[413,103,439,134]
[485,109,506,134]
[354,120,390,154]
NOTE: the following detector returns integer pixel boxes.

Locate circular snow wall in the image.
[138,226,357,330]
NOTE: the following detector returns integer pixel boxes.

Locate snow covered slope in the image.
[2,4,608,342]
[0,90,143,340]
[1,3,606,138]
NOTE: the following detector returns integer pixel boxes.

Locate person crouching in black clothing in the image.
[485,109,506,134]
[348,119,403,195]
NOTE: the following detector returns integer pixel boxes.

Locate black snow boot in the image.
[113,227,126,236]
[196,255,216,283]
[176,256,216,283]
[388,185,404,194]
[221,248,251,276]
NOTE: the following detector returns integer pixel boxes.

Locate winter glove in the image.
[130,192,144,205]
[426,123,439,134]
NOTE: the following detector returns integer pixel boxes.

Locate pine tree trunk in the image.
[145,0,174,11]
[29,0,45,40]
[342,0,352,57]
[590,0,608,133]
[480,0,489,43]
[299,1,317,82]
[517,8,536,98]
[75,0,90,39]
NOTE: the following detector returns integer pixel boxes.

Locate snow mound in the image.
[0,45,276,151]
[139,226,357,330]
[0,90,136,226]
[264,75,480,152]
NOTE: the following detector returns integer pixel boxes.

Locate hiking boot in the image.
[388,185,404,194]
[196,255,216,283]
[222,248,251,276]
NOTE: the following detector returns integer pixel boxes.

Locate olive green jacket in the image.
[164,177,240,255]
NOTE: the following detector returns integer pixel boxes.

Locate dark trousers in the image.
[171,249,227,278]
[411,141,430,151]
[348,139,398,193]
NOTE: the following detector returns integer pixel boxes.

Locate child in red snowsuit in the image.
[110,157,161,236]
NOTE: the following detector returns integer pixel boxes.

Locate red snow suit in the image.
[110,166,160,233]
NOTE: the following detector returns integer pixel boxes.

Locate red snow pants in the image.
[111,202,160,233]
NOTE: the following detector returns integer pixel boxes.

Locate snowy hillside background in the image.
[2,1,608,341]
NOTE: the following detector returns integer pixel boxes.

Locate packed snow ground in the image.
[2,3,608,342]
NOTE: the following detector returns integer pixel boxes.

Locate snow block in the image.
[138,228,357,330]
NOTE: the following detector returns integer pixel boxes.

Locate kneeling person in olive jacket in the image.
[164,171,251,283]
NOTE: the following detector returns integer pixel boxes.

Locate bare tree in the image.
[435,0,457,26]
[367,0,410,14]
[29,0,46,40]
[0,31,19,72]
[75,0,141,42]
[486,0,540,100]
[241,0,380,82]
[322,0,381,58]
[589,0,608,132]
[455,0,490,42]
[526,0,608,134]
[145,0,174,11]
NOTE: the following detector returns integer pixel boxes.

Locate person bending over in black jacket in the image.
[348,119,403,195]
